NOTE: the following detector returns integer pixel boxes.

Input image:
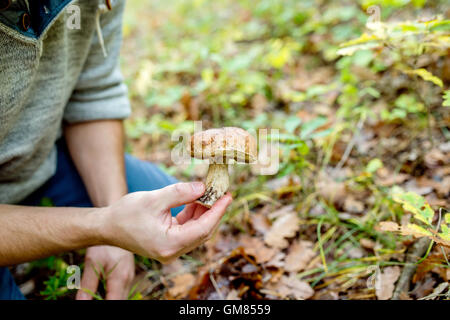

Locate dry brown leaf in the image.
[343,196,365,214]
[424,148,446,168]
[411,276,436,298]
[263,275,314,300]
[359,238,376,250]
[312,290,339,300]
[168,273,196,298]
[267,205,295,220]
[285,240,316,272]
[376,222,450,247]
[436,176,450,197]
[375,168,409,187]
[251,93,268,116]
[398,292,413,300]
[376,221,401,232]
[161,258,186,275]
[265,175,300,191]
[316,174,346,204]
[375,266,401,300]
[264,212,300,248]
[239,235,276,264]
[249,213,271,234]
[266,252,286,268]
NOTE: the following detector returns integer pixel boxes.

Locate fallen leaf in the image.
[267,205,295,220]
[404,179,433,196]
[346,246,365,259]
[376,221,401,232]
[316,172,346,204]
[359,238,376,250]
[168,273,196,298]
[436,176,450,197]
[251,93,268,116]
[424,148,446,168]
[376,221,450,247]
[375,266,401,300]
[249,213,271,234]
[312,290,339,300]
[264,212,300,249]
[266,252,286,268]
[411,276,436,298]
[398,292,413,300]
[263,275,314,300]
[162,258,186,275]
[343,196,365,214]
[375,167,409,187]
[419,281,448,300]
[285,240,316,272]
[239,235,276,264]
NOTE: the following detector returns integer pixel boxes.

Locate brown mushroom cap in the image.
[190,127,257,163]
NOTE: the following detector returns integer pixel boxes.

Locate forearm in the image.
[64,120,127,207]
[0,205,106,266]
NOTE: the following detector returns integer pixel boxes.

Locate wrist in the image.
[91,190,127,208]
[85,206,112,246]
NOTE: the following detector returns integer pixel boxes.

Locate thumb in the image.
[154,182,205,209]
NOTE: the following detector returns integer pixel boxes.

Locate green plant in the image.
[337,18,449,122]
[39,258,71,300]
[378,187,450,247]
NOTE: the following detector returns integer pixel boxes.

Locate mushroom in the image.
[190,127,257,207]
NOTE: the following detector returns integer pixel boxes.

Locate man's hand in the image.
[104,182,232,264]
[76,246,134,300]
[0,182,231,283]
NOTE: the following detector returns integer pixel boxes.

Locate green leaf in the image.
[392,190,434,226]
[443,90,450,107]
[429,20,450,32]
[445,213,450,225]
[339,33,379,49]
[352,49,374,67]
[406,223,432,237]
[404,68,443,88]
[300,117,328,139]
[366,158,383,173]
[285,116,302,134]
[276,133,303,143]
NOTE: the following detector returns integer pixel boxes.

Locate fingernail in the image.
[191,182,205,194]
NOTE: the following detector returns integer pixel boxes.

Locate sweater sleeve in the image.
[63,0,131,123]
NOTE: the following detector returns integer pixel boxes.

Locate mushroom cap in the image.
[190,127,257,163]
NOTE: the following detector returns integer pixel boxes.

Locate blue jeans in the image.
[0,140,183,300]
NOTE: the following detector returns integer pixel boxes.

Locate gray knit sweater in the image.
[0,0,131,204]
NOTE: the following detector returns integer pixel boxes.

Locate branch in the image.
[392,237,431,300]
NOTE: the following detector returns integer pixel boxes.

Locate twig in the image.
[393,208,448,299]
[335,117,365,171]
[392,237,431,300]
[317,216,328,273]
[209,273,225,299]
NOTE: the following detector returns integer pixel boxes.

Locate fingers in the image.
[154,182,205,209]
[176,203,208,224]
[180,193,232,244]
[106,277,131,300]
[175,203,196,224]
[76,260,100,300]
[192,204,208,220]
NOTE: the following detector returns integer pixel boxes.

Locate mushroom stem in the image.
[197,163,229,208]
